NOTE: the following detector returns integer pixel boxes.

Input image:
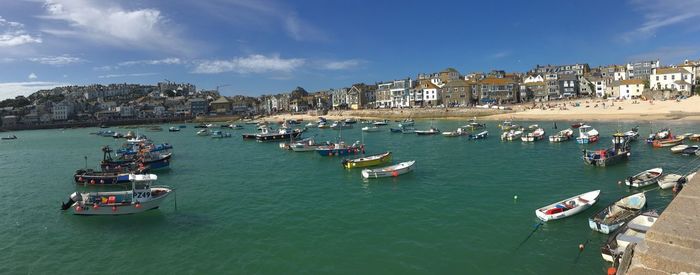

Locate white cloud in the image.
[322,59,364,70]
[98,72,159,79]
[0,81,69,100]
[0,16,42,47]
[40,0,191,54]
[622,0,700,42]
[628,46,700,64]
[28,54,84,65]
[28,73,38,80]
[489,51,511,59]
[192,54,305,74]
[118,57,183,66]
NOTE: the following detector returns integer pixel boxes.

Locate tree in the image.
[290,86,308,99]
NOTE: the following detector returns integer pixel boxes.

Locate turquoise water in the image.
[1,120,698,274]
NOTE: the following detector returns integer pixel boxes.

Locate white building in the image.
[609,79,645,99]
[52,101,74,121]
[389,78,412,108]
[650,67,695,93]
[117,105,134,118]
[523,75,544,83]
[589,77,608,97]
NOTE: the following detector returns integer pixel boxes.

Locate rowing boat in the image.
[625,168,663,188]
[361,160,415,179]
[535,190,600,222]
[342,151,392,169]
[588,192,646,234]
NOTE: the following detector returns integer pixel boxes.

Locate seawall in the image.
[327,108,513,120]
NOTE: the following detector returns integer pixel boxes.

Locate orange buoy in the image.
[90,179,96,184]
[112,206,117,212]
[93,203,99,209]
[135,203,142,208]
[607,267,617,275]
[392,171,399,177]
[75,206,82,212]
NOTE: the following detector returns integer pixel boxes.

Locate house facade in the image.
[627,60,659,80]
[331,88,349,109]
[478,77,519,104]
[416,80,441,106]
[558,74,580,97]
[188,98,209,115]
[210,96,232,114]
[609,79,645,99]
[650,67,695,93]
[346,84,376,109]
[440,79,474,107]
[51,101,74,121]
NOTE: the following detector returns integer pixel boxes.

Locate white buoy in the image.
[514,195,518,200]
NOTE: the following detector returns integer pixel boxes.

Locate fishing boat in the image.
[112,132,124,139]
[549,128,574,142]
[468,131,488,140]
[622,126,640,141]
[316,141,363,156]
[361,160,415,179]
[658,172,696,189]
[652,137,683,148]
[463,121,486,130]
[583,133,631,167]
[527,124,539,131]
[100,146,171,171]
[196,129,210,136]
[571,122,585,129]
[588,193,647,234]
[168,127,180,132]
[344,118,357,124]
[229,124,244,130]
[317,121,330,129]
[342,151,392,169]
[682,145,700,155]
[499,121,516,131]
[671,144,689,154]
[255,127,303,142]
[521,128,545,142]
[576,125,599,144]
[535,190,601,222]
[373,120,389,126]
[290,139,326,152]
[601,211,659,263]
[117,143,173,156]
[415,127,440,135]
[60,174,173,215]
[501,129,523,141]
[442,128,467,137]
[646,128,670,143]
[330,121,353,130]
[1,135,17,140]
[211,131,232,138]
[625,168,663,188]
[362,126,381,132]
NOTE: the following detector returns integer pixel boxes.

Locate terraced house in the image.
[440,79,475,107]
[346,83,376,109]
[478,74,520,104]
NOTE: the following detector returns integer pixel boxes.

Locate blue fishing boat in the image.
[100,146,171,171]
[117,143,173,156]
[74,169,133,185]
[316,141,363,156]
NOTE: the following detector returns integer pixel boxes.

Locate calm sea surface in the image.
[1,120,698,274]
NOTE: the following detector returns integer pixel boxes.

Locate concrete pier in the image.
[624,173,700,274]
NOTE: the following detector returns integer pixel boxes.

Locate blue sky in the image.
[1,0,699,99]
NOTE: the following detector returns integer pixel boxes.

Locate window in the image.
[656,76,659,81]
[664,75,667,80]
[672,75,675,80]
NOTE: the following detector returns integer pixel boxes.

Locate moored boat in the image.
[255,127,303,142]
[690,133,700,141]
[415,127,440,135]
[342,151,392,169]
[330,121,353,130]
[549,128,574,142]
[468,130,488,140]
[196,129,210,136]
[622,126,640,141]
[625,168,663,188]
[501,129,523,141]
[588,193,646,234]
[362,126,381,132]
[211,130,232,138]
[361,160,415,179]
[168,127,180,132]
[646,128,670,143]
[1,135,17,140]
[290,138,326,152]
[681,145,699,155]
[576,125,599,144]
[521,128,545,142]
[373,120,389,126]
[671,144,689,154]
[571,122,585,129]
[658,172,695,189]
[535,190,600,222]
[652,137,683,148]
[601,211,659,263]
[316,141,363,156]
[74,169,134,185]
[442,128,466,137]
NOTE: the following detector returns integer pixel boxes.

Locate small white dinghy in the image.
[362,126,381,132]
[670,144,689,154]
[535,190,601,222]
[601,211,659,263]
[625,168,663,188]
[658,172,696,189]
[588,192,646,234]
[361,160,415,179]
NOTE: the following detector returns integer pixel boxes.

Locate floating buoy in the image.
[607,267,617,275]
[392,171,399,177]
[90,179,96,184]
[75,206,82,212]
[93,203,99,209]
[514,195,518,200]
[112,206,117,212]
[578,243,585,251]
[135,203,142,209]
[100,179,104,184]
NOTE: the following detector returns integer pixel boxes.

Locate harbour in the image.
[2,119,699,274]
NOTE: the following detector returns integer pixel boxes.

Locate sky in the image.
[1,0,699,100]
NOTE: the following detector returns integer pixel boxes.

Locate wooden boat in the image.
[652,137,683,148]
[61,174,172,215]
[361,160,415,179]
[549,128,574,142]
[681,145,699,155]
[658,172,696,189]
[670,144,688,153]
[625,168,663,188]
[571,122,585,129]
[168,127,180,132]
[342,151,392,169]
[442,128,466,137]
[1,135,17,140]
[362,126,381,132]
[74,169,134,185]
[316,141,363,156]
[196,129,210,136]
[521,128,545,142]
[415,127,440,135]
[601,211,658,263]
[646,128,670,143]
[468,130,488,140]
[690,133,700,141]
[501,129,523,141]
[588,193,646,234]
[535,190,601,222]
[576,125,599,144]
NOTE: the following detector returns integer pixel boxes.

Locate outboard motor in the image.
[60,192,82,210]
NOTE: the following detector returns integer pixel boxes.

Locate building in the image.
[389,78,412,108]
[608,79,645,99]
[530,63,590,76]
[650,67,695,93]
[588,76,608,97]
[188,98,209,115]
[544,73,559,99]
[523,75,544,83]
[478,77,520,104]
[415,80,441,106]
[558,74,580,97]
[210,96,232,114]
[579,76,595,96]
[375,82,392,108]
[347,84,376,109]
[331,88,349,109]
[439,68,461,83]
[440,79,473,107]
[117,105,134,118]
[521,81,546,101]
[51,101,74,121]
[2,115,18,128]
[626,60,659,80]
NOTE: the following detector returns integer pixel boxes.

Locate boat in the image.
[194,124,208,128]
[671,144,689,154]
[499,121,516,131]
[646,128,670,143]
[521,128,545,142]
[415,127,440,135]
[362,126,381,132]
[442,128,467,137]
[317,121,330,129]
[117,143,173,156]
[361,160,415,179]
[501,129,523,141]
[168,127,180,132]
[229,124,244,130]
[549,128,574,142]
[571,122,585,129]
[342,151,392,169]
[535,190,601,222]
[622,126,640,141]
[330,121,353,130]
[576,125,599,144]
[463,121,486,130]
[681,145,700,155]
[74,169,136,185]
[316,141,363,156]
[658,172,696,189]
[373,121,388,126]
[583,133,631,167]
[344,118,357,124]
[625,168,663,188]
[147,126,163,132]
[255,127,304,142]
[100,146,172,171]
[196,129,210,136]
[588,193,647,234]
[305,122,316,127]
[601,211,659,263]
[112,132,124,139]
[468,130,488,140]
[60,174,173,215]
[290,139,326,152]
[652,137,683,148]
[211,130,232,138]
[1,135,17,140]
[527,124,539,131]
[389,127,403,133]
[690,133,700,141]
[397,121,415,128]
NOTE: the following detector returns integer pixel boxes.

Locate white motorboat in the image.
[291,139,326,152]
[625,168,663,188]
[415,127,440,135]
[658,172,696,189]
[601,211,658,263]
[442,128,466,137]
[670,144,688,154]
[501,129,523,141]
[168,127,180,132]
[196,129,210,136]
[362,126,381,132]
[61,174,173,215]
[361,160,416,179]
[588,193,646,234]
[549,128,574,142]
[535,190,600,222]
[576,125,599,144]
[521,128,545,142]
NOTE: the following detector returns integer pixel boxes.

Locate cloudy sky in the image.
[1,0,699,99]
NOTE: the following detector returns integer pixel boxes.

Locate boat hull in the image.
[361,161,415,179]
[255,131,302,142]
[68,188,171,215]
[343,152,392,169]
[583,151,630,167]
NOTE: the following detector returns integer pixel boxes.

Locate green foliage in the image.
[0,96,31,108]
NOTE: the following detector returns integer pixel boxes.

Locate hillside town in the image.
[1,59,699,130]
